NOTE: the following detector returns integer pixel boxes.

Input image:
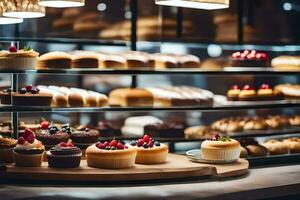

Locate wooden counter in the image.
[0,164,300,200]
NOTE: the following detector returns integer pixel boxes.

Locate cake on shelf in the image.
[230,50,268,67]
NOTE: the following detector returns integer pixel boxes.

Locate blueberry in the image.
[154,141,160,146]
[19,88,27,94]
[85,128,90,132]
[111,147,116,150]
[143,143,148,149]
[30,89,38,94]
[49,128,57,135]
[61,124,70,129]
[130,141,137,146]
[48,125,59,132]
[105,146,110,150]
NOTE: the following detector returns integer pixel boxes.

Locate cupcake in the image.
[86,139,137,169]
[13,129,45,167]
[201,133,241,161]
[35,124,70,150]
[128,135,168,164]
[227,85,240,101]
[47,142,82,168]
[70,127,100,149]
[238,85,257,101]
[0,135,17,163]
[0,46,39,70]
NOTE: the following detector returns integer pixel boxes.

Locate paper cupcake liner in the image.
[0,148,14,163]
[47,152,82,168]
[13,151,44,167]
[201,148,241,161]
[0,57,37,70]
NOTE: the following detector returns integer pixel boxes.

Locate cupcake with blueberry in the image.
[47,141,82,168]
[0,135,17,163]
[13,129,45,167]
[128,135,168,164]
[201,133,241,161]
[86,139,136,169]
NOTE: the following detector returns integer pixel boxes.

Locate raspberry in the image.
[243,85,253,90]
[96,143,105,149]
[8,46,17,52]
[25,85,33,92]
[60,142,68,147]
[18,137,26,145]
[143,135,151,143]
[137,139,144,147]
[67,142,74,147]
[40,121,49,130]
[109,140,118,147]
[103,141,109,147]
[148,141,154,148]
[117,143,124,149]
[23,128,33,139]
[26,133,35,144]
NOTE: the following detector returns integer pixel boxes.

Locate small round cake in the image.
[0,46,39,70]
[70,128,100,149]
[86,140,136,169]
[227,85,240,101]
[238,85,257,101]
[231,50,268,67]
[128,135,168,164]
[201,134,241,161]
[282,137,300,153]
[47,142,82,168]
[14,129,45,167]
[263,139,289,155]
[0,135,17,163]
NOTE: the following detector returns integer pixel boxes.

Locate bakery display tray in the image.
[247,153,300,167]
[0,154,248,184]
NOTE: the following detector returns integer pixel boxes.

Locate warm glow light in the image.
[3,0,45,18]
[0,17,23,25]
[155,0,229,10]
[39,0,85,8]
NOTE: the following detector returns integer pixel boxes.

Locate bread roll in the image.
[38,51,72,69]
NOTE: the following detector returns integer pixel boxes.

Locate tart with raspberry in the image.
[0,45,39,71]
[257,84,283,100]
[0,85,52,106]
[86,139,136,169]
[238,85,257,101]
[227,85,241,101]
[231,50,268,67]
[128,135,168,164]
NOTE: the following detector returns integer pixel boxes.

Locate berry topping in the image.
[130,141,137,146]
[137,139,144,147]
[232,50,267,60]
[132,135,162,149]
[30,88,39,94]
[207,133,231,141]
[103,141,109,147]
[40,121,50,130]
[85,128,90,132]
[25,85,33,92]
[96,142,105,149]
[109,139,118,147]
[143,143,148,149]
[8,46,17,52]
[23,128,34,139]
[154,141,161,147]
[26,133,35,144]
[243,85,253,90]
[148,141,154,148]
[18,137,26,145]
[260,83,270,90]
[97,140,127,150]
[60,142,68,147]
[19,88,27,94]
[48,125,59,135]
[230,85,240,90]
[143,135,151,143]
[117,143,125,149]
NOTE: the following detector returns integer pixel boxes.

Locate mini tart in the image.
[227,88,240,101]
[238,89,257,101]
[133,144,168,164]
[201,136,241,161]
[262,139,289,155]
[86,144,137,169]
[0,136,17,163]
[282,138,300,153]
[0,50,39,70]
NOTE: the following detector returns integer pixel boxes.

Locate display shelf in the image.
[0,68,299,75]
[247,153,300,167]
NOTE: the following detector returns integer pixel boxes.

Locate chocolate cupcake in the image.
[47,142,82,168]
[0,135,17,163]
[96,121,122,138]
[35,124,70,150]
[70,128,100,149]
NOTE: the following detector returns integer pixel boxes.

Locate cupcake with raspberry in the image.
[128,135,168,164]
[0,135,17,163]
[13,129,45,167]
[86,139,136,169]
[47,141,82,168]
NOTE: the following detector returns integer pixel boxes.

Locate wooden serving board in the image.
[0,154,248,182]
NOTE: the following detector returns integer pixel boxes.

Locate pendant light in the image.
[155,0,229,10]
[38,0,85,8]
[3,0,45,18]
[0,1,23,24]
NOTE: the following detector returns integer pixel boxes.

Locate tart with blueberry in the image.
[231,50,268,67]
[47,141,82,168]
[0,45,39,71]
[201,133,241,161]
[128,135,168,164]
[86,139,136,169]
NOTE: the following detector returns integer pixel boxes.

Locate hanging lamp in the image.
[38,0,85,8]
[3,0,45,18]
[0,1,23,24]
[155,0,229,10]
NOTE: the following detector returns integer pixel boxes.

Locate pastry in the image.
[263,139,289,155]
[122,51,149,69]
[48,86,86,107]
[47,142,82,168]
[14,129,45,167]
[0,135,17,163]
[238,85,257,101]
[98,54,127,69]
[271,55,300,71]
[245,144,269,157]
[96,121,122,138]
[184,126,213,139]
[37,85,68,107]
[108,88,154,107]
[86,139,137,169]
[128,135,168,164]
[274,84,300,100]
[227,85,240,101]
[243,117,268,131]
[289,115,300,126]
[200,57,228,70]
[153,53,178,69]
[0,46,39,70]
[71,51,99,68]
[35,124,70,150]
[70,128,100,149]
[231,50,268,67]
[257,84,283,100]
[175,54,200,68]
[265,115,289,129]
[240,146,248,158]
[0,85,52,106]
[283,137,300,153]
[37,51,72,69]
[201,134,241,161]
